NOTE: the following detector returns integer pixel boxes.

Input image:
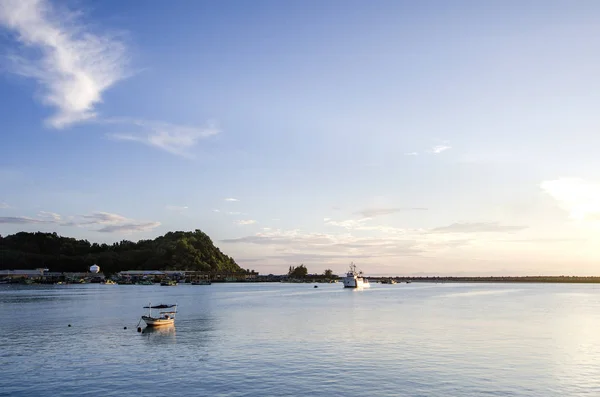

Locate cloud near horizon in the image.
[355,207,428,218]
[224,198,239,202]
[38,211,61,221]
[324,217,408,234]
[236,219,257,225]
[0,210,160,233]
[219,216,532,268]
[0,0,128,128]
[541,178,600,221]
[96,222,161,233]
[429,222,527,234]
[220,227,470,267]
[0,216,54,225]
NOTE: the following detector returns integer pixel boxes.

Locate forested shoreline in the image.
[0,230,242,275]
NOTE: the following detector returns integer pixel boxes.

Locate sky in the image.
[1,0,600,276]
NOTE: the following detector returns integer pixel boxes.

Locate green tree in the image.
[288,264,308,278]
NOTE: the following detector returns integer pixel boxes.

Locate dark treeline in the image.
[287,264,336,280]
[0,230,242,276]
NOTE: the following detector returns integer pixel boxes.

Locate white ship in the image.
[342,262,370,289]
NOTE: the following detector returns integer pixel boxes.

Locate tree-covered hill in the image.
[0,229,242,275]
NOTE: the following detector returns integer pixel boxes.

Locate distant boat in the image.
[160,280,177,286]
[104,279,116,285]
[380,278,397,284]
[191,280,211,285]
[141,303,177,327]
[342,262,370,289]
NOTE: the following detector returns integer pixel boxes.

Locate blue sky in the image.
[1,0,600,275]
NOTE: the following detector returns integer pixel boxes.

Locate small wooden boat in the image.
[141,303,177,327]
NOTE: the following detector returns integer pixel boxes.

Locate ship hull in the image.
[142,315,175,327]
[343,276,369,288]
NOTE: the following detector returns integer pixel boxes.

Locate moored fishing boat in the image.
[141,303,177,327]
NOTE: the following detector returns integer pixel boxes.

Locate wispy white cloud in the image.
[429,145,452,154]
[404,152,419,156]
[221,227,467,266]
[0,0,219,159]
[541,178,600,221]
[166,205,188,212]
[213,208,242,215]
[236,219,257,225]
[224,198,239,202]
[66,212,161,233]
[0,0,128,128]
[356,207,427,218]
[325,217,408,234]
[325,218,372,229]
[223,229,336,246]
[107,119,219,158]
[501,238,584,243]
[96,222,160,233]
[78,212,129,225]
[1,210,160,233]
[38,211,61,221]
[0,202,10,209]
[68,212,161,233]
[0,216,53,224]
[429,222,527,234]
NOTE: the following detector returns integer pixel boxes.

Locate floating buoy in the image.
[124,326,127,330]
[68,324,71,327]
[314,285,318,288]
[137,327,142,333]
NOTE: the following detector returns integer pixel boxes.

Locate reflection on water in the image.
[142,325,176,343]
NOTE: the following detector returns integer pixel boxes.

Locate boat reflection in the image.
[141,324,176,343]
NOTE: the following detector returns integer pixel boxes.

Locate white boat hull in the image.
[142,315,175,327]
[343,275,370,288]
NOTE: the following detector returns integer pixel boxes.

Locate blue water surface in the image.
[1,282,600,396]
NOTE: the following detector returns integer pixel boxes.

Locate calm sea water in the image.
[2,282,600,396]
